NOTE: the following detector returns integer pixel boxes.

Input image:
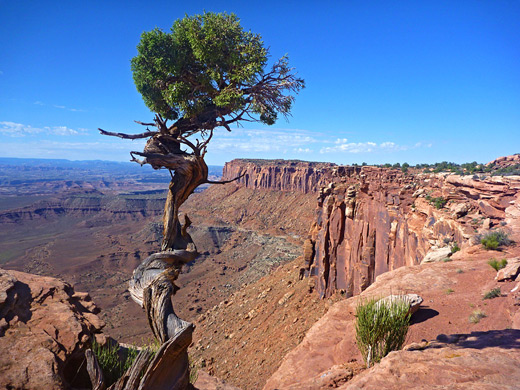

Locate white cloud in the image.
[294,147,312,153]
[0,121,85,137]
[209,128,319,153]
[33,101,85,112]
[320,140,408,154]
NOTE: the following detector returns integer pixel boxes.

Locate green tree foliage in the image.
[130,12,304,133]
[355,297,411,367]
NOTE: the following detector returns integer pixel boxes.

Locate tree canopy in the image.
[130,12,304,138]
[98,11,304,253]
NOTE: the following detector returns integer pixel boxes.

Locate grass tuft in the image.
[469,309,487,324]
[488,258,508,271]
[483,287,501,300]
[355,297,410,367]
[92,340,139,387]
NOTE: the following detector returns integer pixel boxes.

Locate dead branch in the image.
[85,349,106,390]
[205,172,246,184]
[99,128,156,140]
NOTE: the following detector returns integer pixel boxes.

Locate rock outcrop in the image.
[265,253,520,389]
[0,268,106,389]
[222,159,336,194]
[340,329,520,389]
[305,167,520,298]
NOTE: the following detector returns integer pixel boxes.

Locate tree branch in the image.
[204,172,245,184]
[134,120,156,126]
[99,128,156,140]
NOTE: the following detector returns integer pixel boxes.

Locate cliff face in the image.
[306,167,520,298]
[222,159,336,194]
[0,191,165,223]
[223,159,520,299]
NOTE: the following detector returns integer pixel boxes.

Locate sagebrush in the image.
[355,297,411,367]
[480,231,512,250]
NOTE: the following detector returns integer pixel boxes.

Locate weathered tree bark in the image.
[86,349,106,390]
[88,118,243,389]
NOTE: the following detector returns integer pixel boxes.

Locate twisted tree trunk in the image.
[89,121,242,389]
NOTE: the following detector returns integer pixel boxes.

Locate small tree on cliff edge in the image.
[100,12,304,252]
[86,13,303,388]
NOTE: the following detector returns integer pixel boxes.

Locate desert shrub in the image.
[469,309,486,324]
[481,231,512,250]
[432,197,447,209]
[92,340,138,386]
[483,287,501,300]
[488,258,508,271]
[425,194,447,209]
[451,243,460,253]
[355,297,410,367]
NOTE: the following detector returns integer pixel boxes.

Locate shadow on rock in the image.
[434,329,520,350]
[410,307,439,325]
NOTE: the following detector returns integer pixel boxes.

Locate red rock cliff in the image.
[222,159,336,194]
[306,167,520,298]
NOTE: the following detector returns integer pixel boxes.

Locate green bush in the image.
[481,231,511,250]
[483,287,501,300]
[355,297,411,367]
[451,243,460,253]
[92,340,139,386]
[425,194,447,209]
[488,258,508,271]
[432,197,447,209]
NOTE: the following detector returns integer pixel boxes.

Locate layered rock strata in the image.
[306,167,520,298]
[222,159,336,194]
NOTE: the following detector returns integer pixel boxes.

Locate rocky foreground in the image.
[0,269,106,389]
[2,156,520,389]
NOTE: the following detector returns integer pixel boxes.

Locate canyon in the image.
[1,156,520,389]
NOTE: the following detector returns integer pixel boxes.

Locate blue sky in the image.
[1,1,519,166]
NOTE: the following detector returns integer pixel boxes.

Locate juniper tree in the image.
[90,12,304,388]
[100,11,304,252]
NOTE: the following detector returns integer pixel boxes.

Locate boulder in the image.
[421,247,452,264]
[376,294,423,315]
[496,258,520,282]
[450,202,469,218]
[0,268,105,390]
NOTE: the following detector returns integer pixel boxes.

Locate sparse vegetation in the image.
[355,297,410,367]
[445,288,454,295]
[481,231,512,250]
[425,194,447,209]
[442,258,452,262]
[451,243,460,253]
[189,355,199,384]
[488,258,508,271]
[456,268,464,274]
[92,340,139,387]
[469,309,487,324]
[483,287,501,300]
